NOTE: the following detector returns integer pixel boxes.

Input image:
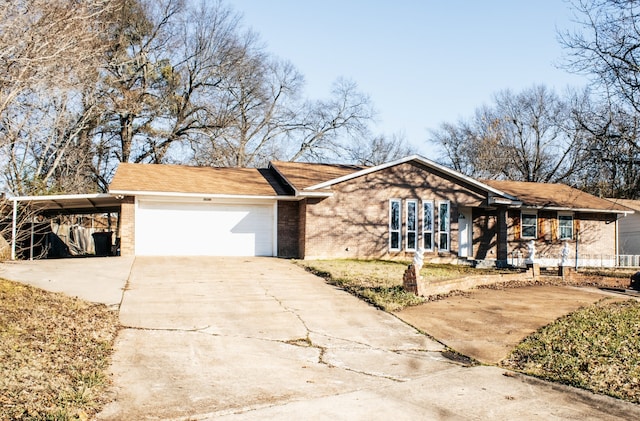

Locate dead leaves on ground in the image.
[0,279,118,420]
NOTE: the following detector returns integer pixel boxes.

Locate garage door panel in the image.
[136,201,274,256]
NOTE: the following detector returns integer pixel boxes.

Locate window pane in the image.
[439,203,449,231]
[391,232,400,249]
[439,233,448,250]
[408,232,416,250]
[423,203,433,231]
[391,201,400,230]
[407,202,416,230]
[424,234,432,250]
[522,213,537,238]
[522,226,536,238]
[559,215,573,239]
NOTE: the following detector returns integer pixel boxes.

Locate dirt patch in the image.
[394,285,622,364]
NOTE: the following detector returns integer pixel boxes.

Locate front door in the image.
[458,208,472,258]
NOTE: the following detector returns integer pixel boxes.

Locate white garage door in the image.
[135,200,275,256]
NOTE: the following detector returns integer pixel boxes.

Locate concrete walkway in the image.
[0,256,133,307]
[2,256,639,419]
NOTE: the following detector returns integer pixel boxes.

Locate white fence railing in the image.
[509,254,640,268]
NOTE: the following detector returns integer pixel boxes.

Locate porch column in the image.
[496,206,508,267]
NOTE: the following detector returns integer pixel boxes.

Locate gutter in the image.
[519,205,634,215]
[108,190,296,201]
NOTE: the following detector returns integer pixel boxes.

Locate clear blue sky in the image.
[230,1,589,155]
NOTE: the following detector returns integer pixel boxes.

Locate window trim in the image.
[389,199,402,251]
[521,211,538,239]
[558,212,574,240]
[422,200,434,252]
[438,201,450,252]
[406,199,418,251]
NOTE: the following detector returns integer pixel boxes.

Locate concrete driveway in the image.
[3,256,640,419]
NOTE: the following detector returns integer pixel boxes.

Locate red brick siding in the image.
[301,162,486,260]
[507,210,616,259]
[277,201,300,258]
[119,196,135,256]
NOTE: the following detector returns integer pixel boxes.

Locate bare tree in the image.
[430,85,590,183]
[571,95,640,198]
[560,0,640,114]
[1,0,379,196]
[190,54,304,167]
[559,0,640,197]
[345,132,414,166]
[287,78,375,163]
[0,0,116,195]
[0,0,113,118]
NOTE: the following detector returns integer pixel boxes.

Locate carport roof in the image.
[109,163,292,197]
[11,193,122,214]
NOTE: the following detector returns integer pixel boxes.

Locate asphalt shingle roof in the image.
[270,161,365,191]
[109,163,283,196]
[483,179,632,212]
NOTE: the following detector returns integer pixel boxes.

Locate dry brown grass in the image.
[297,259,502,311]
[0,278,118,420]
[502,299,640,403]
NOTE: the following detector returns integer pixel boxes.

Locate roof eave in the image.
[297,191,333,198]
[488,196,523,207]
[108,190,286,200]
[11,193,115,202]
[520,204,634,214]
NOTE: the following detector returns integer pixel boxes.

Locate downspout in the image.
[11,199,17,260]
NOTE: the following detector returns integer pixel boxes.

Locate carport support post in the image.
[29,215,34,260]
[10,199,17,260]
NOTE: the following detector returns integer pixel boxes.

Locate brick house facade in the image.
[265,156,632,266]
[10,155,632,265]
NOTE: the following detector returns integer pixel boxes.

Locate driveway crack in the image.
[119,325,213,333]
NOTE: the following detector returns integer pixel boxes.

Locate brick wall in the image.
[277,201,300,258]
[301,162,487,260]
[118,196,135,256]
[506,210,617,260]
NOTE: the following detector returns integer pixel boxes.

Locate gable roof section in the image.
[269,161,365,193]
[275,155,520,203]
[483,180,633,213]
[109,163,286,197]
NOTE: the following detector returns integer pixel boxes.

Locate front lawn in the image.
[0,279,119,420]
[297,259,496,311]
[501,299,640,404]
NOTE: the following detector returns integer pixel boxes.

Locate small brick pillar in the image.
[559,265,575,281]
[403,264,422,295]
[526,263,540,278]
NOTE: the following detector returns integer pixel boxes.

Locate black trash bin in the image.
[631,272,640,290]
[92,232,113,256]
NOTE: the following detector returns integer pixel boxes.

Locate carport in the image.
[9,193,124,260]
